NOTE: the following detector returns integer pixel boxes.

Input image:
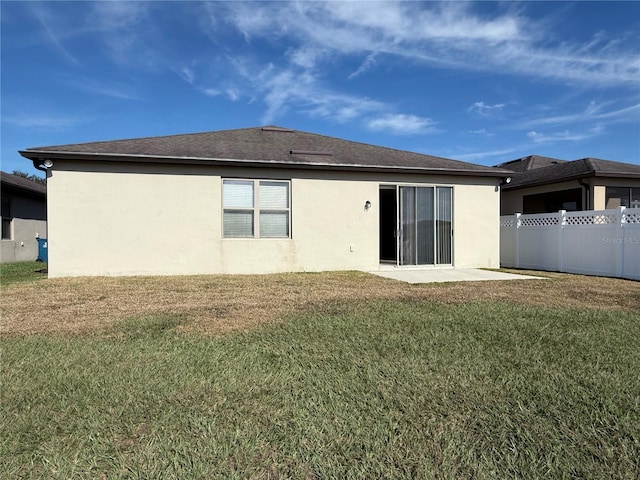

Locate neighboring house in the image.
[497,155,640,215]
[19,126,511,278]
[1,171,47,263]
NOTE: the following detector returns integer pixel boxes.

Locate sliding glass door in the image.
[399,186,452,266]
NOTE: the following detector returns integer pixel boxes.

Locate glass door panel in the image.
[400,186,416,265]
[399,186,450,266]
[417,187,434,265]
[436,187,452,264]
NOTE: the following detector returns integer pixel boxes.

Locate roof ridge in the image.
[579,157,597,173]
[524,155,535,170]
[516,158,572,174]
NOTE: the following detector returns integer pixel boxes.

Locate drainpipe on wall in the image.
[578,178,590,210]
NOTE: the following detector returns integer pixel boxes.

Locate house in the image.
[1,171,47,263]
[497,155,640,215]
[19,126,511,278]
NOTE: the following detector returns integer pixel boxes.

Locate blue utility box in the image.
[37,238,48,262]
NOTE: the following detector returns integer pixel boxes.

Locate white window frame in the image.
[222,179,291,239]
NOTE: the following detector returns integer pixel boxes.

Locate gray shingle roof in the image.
[496,155,567,172]
[20,126,510,177]
[499,155,640,189]
[0,171,46,196]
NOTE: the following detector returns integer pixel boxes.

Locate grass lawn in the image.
[1,266,639,478]
[0,261,47,287]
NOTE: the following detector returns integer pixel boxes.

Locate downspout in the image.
[578,178,590,210]
[32,159,48,261]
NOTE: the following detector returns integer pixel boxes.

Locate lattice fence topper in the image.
[565,212,617,225]
[500,218,514,228]
[501,208,640,228]
[624,211,640,224]
[520,215,560,227]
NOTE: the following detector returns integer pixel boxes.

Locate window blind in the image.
[223,180,254,208]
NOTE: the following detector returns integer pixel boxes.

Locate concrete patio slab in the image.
[370,268,546,284]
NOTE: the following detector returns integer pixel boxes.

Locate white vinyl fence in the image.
[500,207,640,280]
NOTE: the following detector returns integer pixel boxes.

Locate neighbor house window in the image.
[1,196,11,240]
[223,179,290,238]
[605,187,640,209]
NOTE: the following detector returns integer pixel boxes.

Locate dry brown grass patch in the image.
[1,270,638,336]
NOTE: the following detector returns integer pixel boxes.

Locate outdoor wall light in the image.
[364,200,372,211]
[497,176,512,191]
[43,159,54,168]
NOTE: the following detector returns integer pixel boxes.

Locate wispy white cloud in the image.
[90,2,159,69]
[58,75,141,101]
[191,1,637,132]
[287,47,328,70]
[225,88,240,101]
[175,67,195,85]
[468,102,506,118]
[468,128,494,137]
[216,1,639,86]
[523,102,640,128]
[254,64,387,124]
[24,1,157,69]
[28,3,82,66]
[3,113,87,130]
[220,57,438,130]
[348,53,379,79]
[454,148,521,162]
[201,88,221,97]
[526,125,604,143]
[367,114,439,135]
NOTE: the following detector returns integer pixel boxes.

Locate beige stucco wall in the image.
[0,195,47,263]
[46,161,500,277]
[592,185,606,210]
[454,183,501,268]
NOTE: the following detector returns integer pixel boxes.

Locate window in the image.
[223,179,290,238]
[1,196,11,240]
[522,188,582,214]
[605,187,640,209]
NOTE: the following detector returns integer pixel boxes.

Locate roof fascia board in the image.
[503,172,596,190]
[20,150,511,178]
[503,171,640,190]
[591,171,640,179]
[0,183,46,198]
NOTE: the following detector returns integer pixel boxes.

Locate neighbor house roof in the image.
[497,155,640,190]
[20,126,511,177]
[495,155,568,173]
[0,171,46,197]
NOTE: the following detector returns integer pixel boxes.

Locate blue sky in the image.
[2,1,639,175]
